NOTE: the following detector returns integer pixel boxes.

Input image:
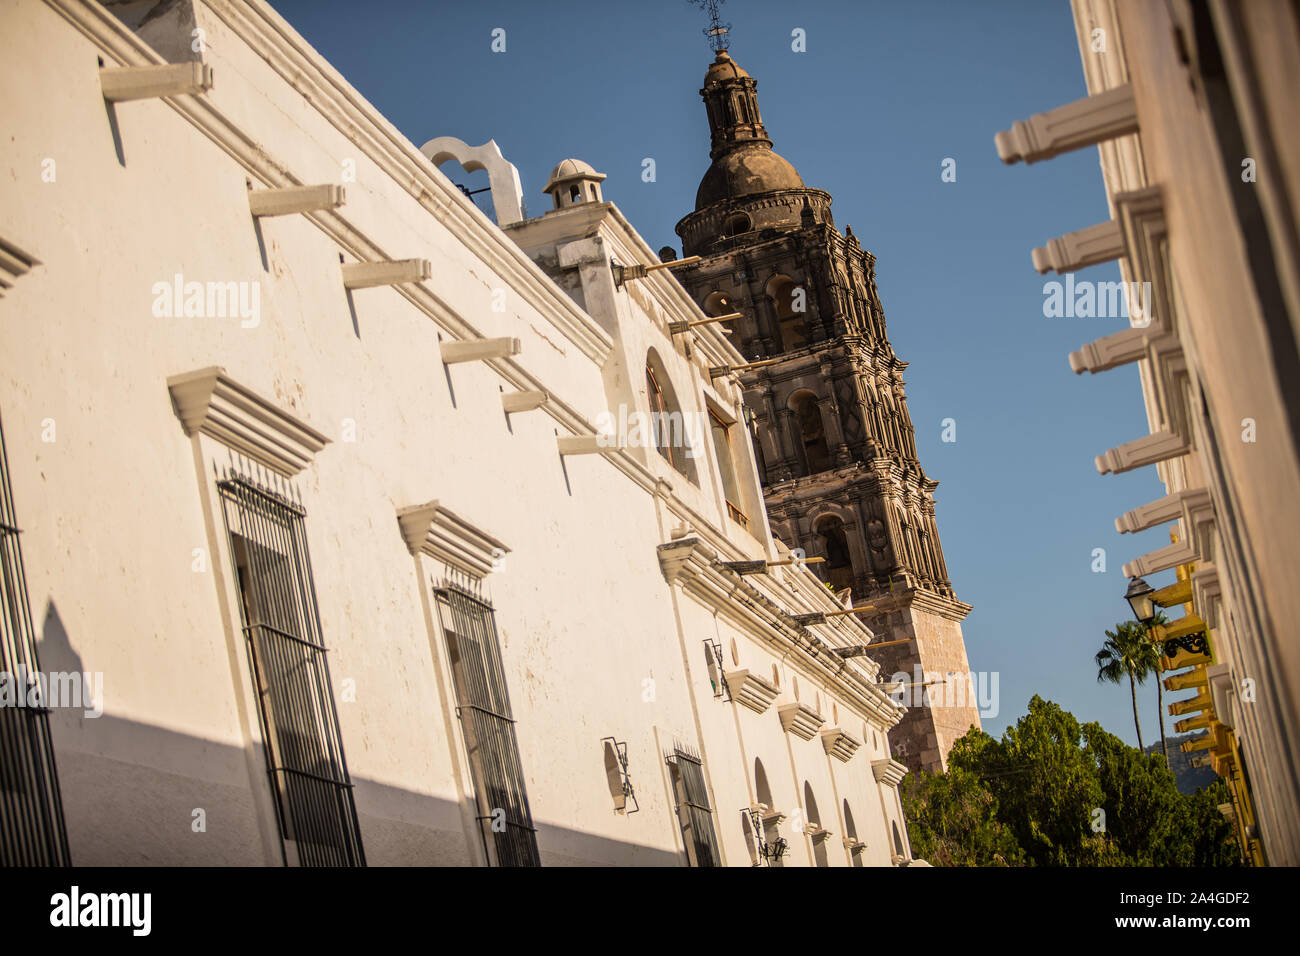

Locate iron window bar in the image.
[0,412,71,866]
[665,745,720,867]
[435,583,540,867]
[217,472,365,867]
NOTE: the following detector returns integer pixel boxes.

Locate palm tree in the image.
[1095,622,1160,750]
[1143,612,1171,763]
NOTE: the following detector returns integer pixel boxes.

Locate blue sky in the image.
[267,0,1179,747]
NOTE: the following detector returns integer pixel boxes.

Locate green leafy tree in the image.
[968,696,1105,865]
[899,697,1241,867]
[901,733,1023,866]
[1083,722,1184,864]
[1096,622,1159,750]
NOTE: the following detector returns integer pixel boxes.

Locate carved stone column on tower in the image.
[816,364,852,466]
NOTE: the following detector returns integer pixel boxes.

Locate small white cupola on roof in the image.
[544,158,606,210]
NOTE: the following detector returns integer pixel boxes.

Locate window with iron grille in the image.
[434,584,539,867]
[217,473,364,867]
[0,413,71,866]
[667,748,720,867]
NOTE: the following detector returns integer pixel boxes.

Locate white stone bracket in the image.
[342,259,432,290]
[249,184,346,218]
[1095,429,1190,476]
[995,84,1138,164]
[101,62,213,102]
[1032,219,1125,274]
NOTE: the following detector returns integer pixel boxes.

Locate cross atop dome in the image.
[690,0,731,53]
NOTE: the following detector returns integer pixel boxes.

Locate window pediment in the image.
[397,500,509,578]
[167,366,330,477]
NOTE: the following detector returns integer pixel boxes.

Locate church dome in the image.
[695,147,804,208]
[703,50,751,85]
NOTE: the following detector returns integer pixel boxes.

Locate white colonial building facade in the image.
[0,0,916,867]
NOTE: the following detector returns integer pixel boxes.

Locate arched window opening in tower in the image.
[813,514,855,592]
[702,289,738,338]
[645,353,698,484]
[790,391,831,474]
[767,275,808,351]
[703,290,732,316]
[724,213,751,236]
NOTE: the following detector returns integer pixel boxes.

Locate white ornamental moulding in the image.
[1116,186,1169,327]
[1070,187,1171,374]
[656,538,802,639]
[1148,338,1193,441]
[995,84,1139,165]
[725,668,779,715]
[778,701,826,741]
[819,726,862,763]
[658,538,897,722]
[1120,489,1216,578]
[1191,564,1223,631]
[167,366,331,478]
[843,837,867,854]
[0,236,40,299]
[1206,664,1237,732]
[871,758,909,788]
[396,500,509,579]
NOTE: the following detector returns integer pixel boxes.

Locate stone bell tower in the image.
[669,47,980,774]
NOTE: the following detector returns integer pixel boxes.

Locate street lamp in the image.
[1124,576,1156,625]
